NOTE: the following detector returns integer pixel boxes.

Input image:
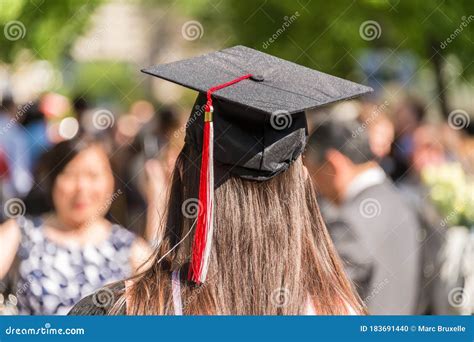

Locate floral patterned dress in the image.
[15,216,136,315]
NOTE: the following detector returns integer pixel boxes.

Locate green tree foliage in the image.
[0,0,103,63]
[182,0,473,75]
[182,0,473,116]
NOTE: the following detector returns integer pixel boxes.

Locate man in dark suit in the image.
[304,115,420,314]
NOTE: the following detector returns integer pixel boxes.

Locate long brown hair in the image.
[113,144,365,315]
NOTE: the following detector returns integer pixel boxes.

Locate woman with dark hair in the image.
[0,136,150,315]
[69,46,371,315]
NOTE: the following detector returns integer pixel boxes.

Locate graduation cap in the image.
[142,45,372,283]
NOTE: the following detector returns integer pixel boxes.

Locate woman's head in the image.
[44,136,115,228]
[124,144,364,315]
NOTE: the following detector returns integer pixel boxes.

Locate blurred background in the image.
[0,0,473,315]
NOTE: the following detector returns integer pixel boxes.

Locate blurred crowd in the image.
[0,91,473,315]
[0,93,183,235]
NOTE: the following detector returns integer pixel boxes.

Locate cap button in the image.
[250,74,264,82]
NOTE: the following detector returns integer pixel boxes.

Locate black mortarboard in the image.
[142,45,372,181]
[142,45,372,283]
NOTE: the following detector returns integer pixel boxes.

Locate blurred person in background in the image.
[304,116,421,314]
[19,100,52,171]
[120,104,181,239]
[396,124,448,220]
[0,135,151,315]
[357,102,395,174]
[0,96,33,200]
[396,123,450,314]
[139,105,181,241]
[389,96,426,181]
[72,96,90,137]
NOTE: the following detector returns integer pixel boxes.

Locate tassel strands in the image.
[189,74,253,284]
[189,106,214,284]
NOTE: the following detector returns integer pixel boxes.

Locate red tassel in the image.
[189,74,253,284]
[189,109,214,283]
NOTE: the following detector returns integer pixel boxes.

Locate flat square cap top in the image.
[142,45,372,115]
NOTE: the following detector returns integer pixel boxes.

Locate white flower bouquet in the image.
[422,163,474,315]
